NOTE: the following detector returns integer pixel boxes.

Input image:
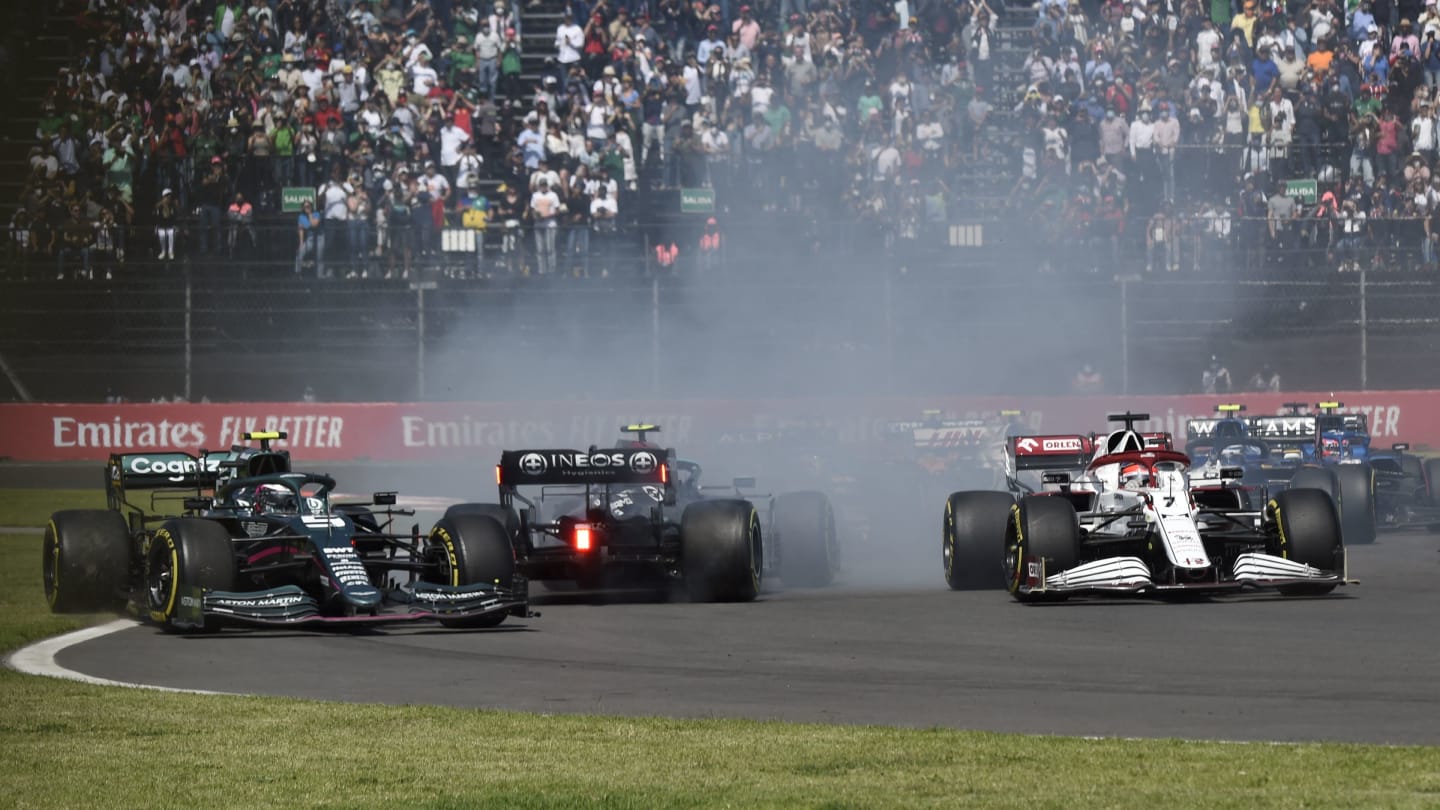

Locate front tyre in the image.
[145,519,237,632]
[943,491,1014,590]
[772,491,838,588]
[1003,496,1080,603]
[44,510,131,613]
[1330,463,1376,546]
[681,500,761,603]
[427,514,518,628]
[1265,487,1344,596]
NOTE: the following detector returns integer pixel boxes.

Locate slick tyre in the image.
[944,491,1014,590]
[1425,459,1440,505]
[1265,488,1344,596]
[44,510,131,613]
[443,503,521,541]
[681,499,762,603]
[772,491,838,588]
[428,514,518,628]
[1332,463,1377,546]
[145,519,237,632]
[1004,496,1080,603]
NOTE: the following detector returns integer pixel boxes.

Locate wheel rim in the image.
[1004,516,1024,593]
[942,528,954,580]
[42,526,59,607]
[748,511,762,591]
[146,540,175,615]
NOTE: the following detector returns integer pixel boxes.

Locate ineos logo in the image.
[630,451,657,473]
[519,453,547,475]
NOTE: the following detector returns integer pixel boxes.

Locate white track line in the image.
[6,619,240,696]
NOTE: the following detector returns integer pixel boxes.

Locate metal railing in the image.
[3,268,1438,404]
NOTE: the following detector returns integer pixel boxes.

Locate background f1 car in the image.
[42,432,530,631]
[940,413,1349,600]
[444,425,838,602]
[1244,402,1440,544]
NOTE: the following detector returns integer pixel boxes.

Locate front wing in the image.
[163,580,531,629]
[1015,552,1348,598]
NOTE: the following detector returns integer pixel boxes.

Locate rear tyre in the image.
[1425,459,1440,505]
[145,519,237,632]
[943,491,1014,590]
[44,510,131,613]
[427,514,519,628]
[443,503,520,541]
[681,499,761,603]
[1331,463,1376,546]
[1003,496,1080,603]
[1265,488,1344,596]
[1400,454,1424,483]
[772,491,838,588]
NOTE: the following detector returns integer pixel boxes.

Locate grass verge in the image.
[3,490,1440,808]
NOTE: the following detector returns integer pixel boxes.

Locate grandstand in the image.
[6,0,1440,401]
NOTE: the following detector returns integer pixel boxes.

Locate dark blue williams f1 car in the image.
[42,432,530,632]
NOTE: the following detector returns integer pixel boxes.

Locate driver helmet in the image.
[248,483,297,514]
[1120,462,1150,489]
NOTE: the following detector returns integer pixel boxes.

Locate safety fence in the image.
[2,272,1438,404]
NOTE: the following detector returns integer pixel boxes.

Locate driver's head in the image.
[252,483,297,514]
[1120,463,1150,489]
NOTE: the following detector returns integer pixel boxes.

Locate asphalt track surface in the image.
[8,463,1440,744]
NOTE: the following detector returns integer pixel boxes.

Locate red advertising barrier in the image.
[0,391,1435,463]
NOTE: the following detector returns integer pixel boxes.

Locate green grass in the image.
[0,488,105,527]
[3,489,1440,808]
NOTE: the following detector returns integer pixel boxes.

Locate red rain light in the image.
[659,464,668,484]
[574,524,592,551]
[495,464,502,485]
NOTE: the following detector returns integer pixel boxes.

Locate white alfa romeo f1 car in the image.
[941,413,1349,600]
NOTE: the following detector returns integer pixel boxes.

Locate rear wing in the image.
[1142,432,1173,450]
[107,452,227,491]
[1185,418,1220,441]
[497,449,670,487]
[912,420,995,449]
[1316,413,1368,434]
[1248,415,1315,440]
[1010,435,1094,471]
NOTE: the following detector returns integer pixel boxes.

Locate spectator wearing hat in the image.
[295,198,320,276]
[555,10,584,92]
[733,6,761,52]
[697,215,721,274]
[474,18,503,98]
[196,156,228,256]
[697,24,725,66]
[155,188,179,262]
[529,177,561,275]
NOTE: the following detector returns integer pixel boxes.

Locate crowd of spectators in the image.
[1009,0,1440,274]
[10,0,1440,279]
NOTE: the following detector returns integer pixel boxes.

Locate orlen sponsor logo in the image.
[1016,437,1082,453]
[400,415,556,448]
[53,417,206,449]
[217,415,345,448]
